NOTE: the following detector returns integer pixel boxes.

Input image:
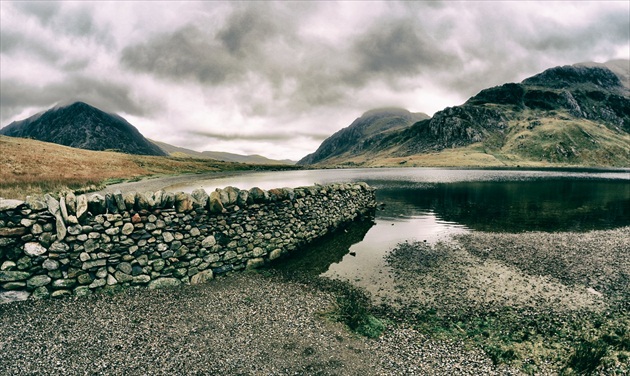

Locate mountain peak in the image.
[0,102,166,156]
[521,64,623,90]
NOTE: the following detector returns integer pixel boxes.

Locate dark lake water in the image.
[169,168,630,286]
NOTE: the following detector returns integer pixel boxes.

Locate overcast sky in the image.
[1,1,628,160]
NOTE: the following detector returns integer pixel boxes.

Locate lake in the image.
[168,168,630,293]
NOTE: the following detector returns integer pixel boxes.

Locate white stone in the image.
[24,242,47,257]
[201,235,216,248]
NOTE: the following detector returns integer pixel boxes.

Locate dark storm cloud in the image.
[0,76,148,124]
[121,25,239,84]
[12,1,60,25]
[353,20,457,78]
[0,29,61,62]
[217,5,279,55]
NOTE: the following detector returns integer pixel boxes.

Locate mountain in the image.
[150,139,296,165]
[298,108,429,165]
[0,102,166,156]
[299,60,630,167]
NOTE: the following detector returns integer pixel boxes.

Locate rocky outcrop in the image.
[0,183,376,302]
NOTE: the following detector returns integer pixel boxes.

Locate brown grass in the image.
[0,136,261,199]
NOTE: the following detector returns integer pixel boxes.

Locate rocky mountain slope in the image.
[299,61,630,167]
[298,108,429,165]
[0,102,166,156]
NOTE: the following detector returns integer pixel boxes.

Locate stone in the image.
[65,191,77,215]
[175,192,193,213]
[208,191,224,213]
[153,190,165,209]
[223,251,237,261]
[42,259,59,271]
[20,218,36,227]
[105,227,120,236]
[31,286,50,299]
[77,273,94,285]
[252,247,265,257]
[0,270,31,282]
[24,242,47,256]
[137,254,148,266]
[123,192,136,209]
[0,290,30,303]
[162,232,174,243]
[117,262,133,275]
[52,279,77,289]
[2,281,26,290]
[31,223,43,235]
[82,259,107,270]
[248,187,268,203]
[88,194,106,215]
[1,261,16,271]
[151,259,165,272]
[269,248,283,260]
[114,271,133,283]
[89,278,106,289]
[191,189,209,209]
[55,214,67,241]
[74,286,91,296]
[113,190,126,211]
[237,190,249,207]
[27,274,52,288]
[0,199,24,212]
[66,215,79,225]
[96,267,108,279]
[190,270,213,285]
[51,290,72,298]
[121,222,134,235]
[0,227,28,237]
[25,196,47,211]
[107,274,118,285]
[147,277,182,290]
[201,235,216,248]
[60,196,69,222]
[84,239,98,253]
[131,213,142,224]
[246,258,265,269]
[105,193,118,214]
[49,241,69,253]
[131,275,151,285]
[67,224,82,236]
[45,194,60,216]
[76,194,88,220]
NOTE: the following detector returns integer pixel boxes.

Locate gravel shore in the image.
[0,272,518,375]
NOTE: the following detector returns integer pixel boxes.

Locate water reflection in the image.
[376,179,630,232]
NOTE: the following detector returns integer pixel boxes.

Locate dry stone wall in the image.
[0,183,376,302]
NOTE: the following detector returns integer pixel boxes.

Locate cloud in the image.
[1,0,628,160]
[0,76,147,122]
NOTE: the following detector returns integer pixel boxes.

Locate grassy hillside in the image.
[314,110,630,168]
[0,136,292,200]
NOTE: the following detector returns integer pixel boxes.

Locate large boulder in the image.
[208,191,224,213]
[191,189,209,209]
[174,192,193,213]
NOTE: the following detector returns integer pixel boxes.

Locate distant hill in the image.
[299,60,630,167]
[0,102,166,156]
[150,139,296,165]
[298,108,429,165]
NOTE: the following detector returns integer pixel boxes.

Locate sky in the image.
[1,1,628,161]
